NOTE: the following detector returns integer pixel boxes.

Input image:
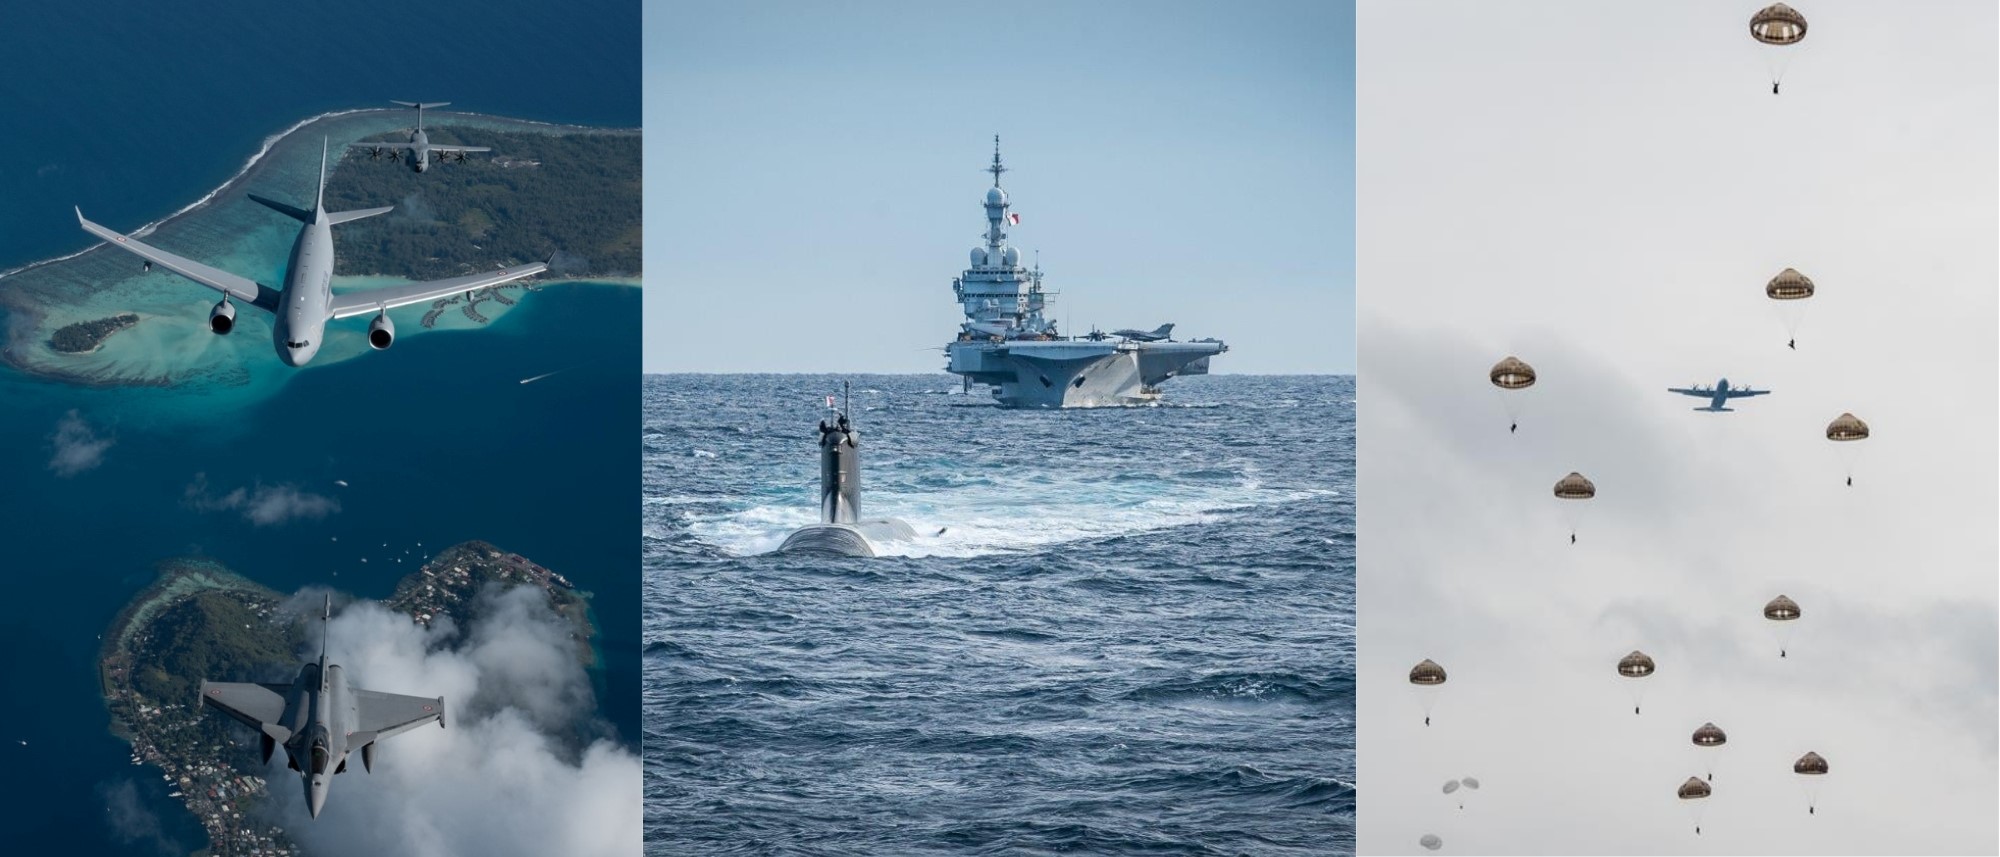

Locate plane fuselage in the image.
[1707,378,1732,411]
[408,128,432,173]
[278,660,354,818]
[274,215,335,366]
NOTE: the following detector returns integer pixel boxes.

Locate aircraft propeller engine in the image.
[209,298,236,334]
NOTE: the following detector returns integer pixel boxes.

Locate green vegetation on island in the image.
[48,313,139,353]
[325,128,640,281]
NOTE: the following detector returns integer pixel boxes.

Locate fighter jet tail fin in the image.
[1154,323,1175,338]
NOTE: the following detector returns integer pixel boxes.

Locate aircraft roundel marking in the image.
[207,688,220,695]
[422,705,434,711]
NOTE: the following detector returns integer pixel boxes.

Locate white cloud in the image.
[255,588,639,857]
[48,409,113,476]
[183,474,340,526]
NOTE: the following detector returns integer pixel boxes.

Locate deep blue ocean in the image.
[0,284,640,853]
[0,4,639,851]
[642,375,1356,855]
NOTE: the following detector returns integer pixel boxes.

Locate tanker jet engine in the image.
[199,595,445,819]
[1111,323,1175,342]
[76,138,548,366]
[1668,378,1770,412]
[352,101,490,172]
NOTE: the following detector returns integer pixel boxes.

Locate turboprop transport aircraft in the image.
[76,138,548,366]
[1667,377,1770,412]
[352,101,491,172]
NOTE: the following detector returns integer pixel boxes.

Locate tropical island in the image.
[0,108,641,388]
[47,313,139,353]
[99,541,594,857]
[328,128,641,281]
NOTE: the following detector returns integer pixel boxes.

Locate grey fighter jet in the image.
[199,595,444,819]
[1668,377,1770,412]
[352,101,490,172]
[76,138,549,366]
[1111,323,1174,342]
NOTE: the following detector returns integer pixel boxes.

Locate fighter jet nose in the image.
[308,779,328,817]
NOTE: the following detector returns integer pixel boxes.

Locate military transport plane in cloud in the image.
[1668,378,1770,412]
[76,138,548,366]
[200,595,444,819]
[353,101,490,172]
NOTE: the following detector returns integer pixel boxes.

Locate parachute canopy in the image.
[1678,777,1713,800]
[1409,659,1447,685]
[1442,779,1459,795]
[1420,834,1443,851]
[1795,751,1829,775]
[1692,722,1728,747]
[1750,4,1808,46]
[1826,413,1869,441]
[1765,595,1801,621]
[1618,650,1656,678]
[1460,777,1480,790]
[1553,472,1596,500]
[1490,356,1537,390]
[1766,267,1815,300]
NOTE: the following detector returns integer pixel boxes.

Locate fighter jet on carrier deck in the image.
[199,595,444,818]
[1111,323,1175,342]
[76,138,549,366]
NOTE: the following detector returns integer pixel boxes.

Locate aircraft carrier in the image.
[944,139,1227,407]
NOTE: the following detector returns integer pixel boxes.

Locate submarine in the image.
[774,386,918,557]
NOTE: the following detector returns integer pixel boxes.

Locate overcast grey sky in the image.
[1356,2,1995,854]
[644,0,1354,374]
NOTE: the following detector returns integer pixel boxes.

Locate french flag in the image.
[1007,212,1021,226]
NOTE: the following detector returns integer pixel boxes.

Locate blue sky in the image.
[644,0,1354,373]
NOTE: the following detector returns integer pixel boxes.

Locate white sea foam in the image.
[679,462,1334,559]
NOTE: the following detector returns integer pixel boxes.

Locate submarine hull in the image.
[775,519,918,558]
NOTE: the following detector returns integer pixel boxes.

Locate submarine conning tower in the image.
[818,413,860,524]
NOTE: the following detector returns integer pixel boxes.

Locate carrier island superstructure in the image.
[944,139,1227,407]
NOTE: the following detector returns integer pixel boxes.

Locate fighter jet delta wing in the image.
[75,209,282,312]
[199,681,295,739]
[352,688,446,740]
[326,255,552,320]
